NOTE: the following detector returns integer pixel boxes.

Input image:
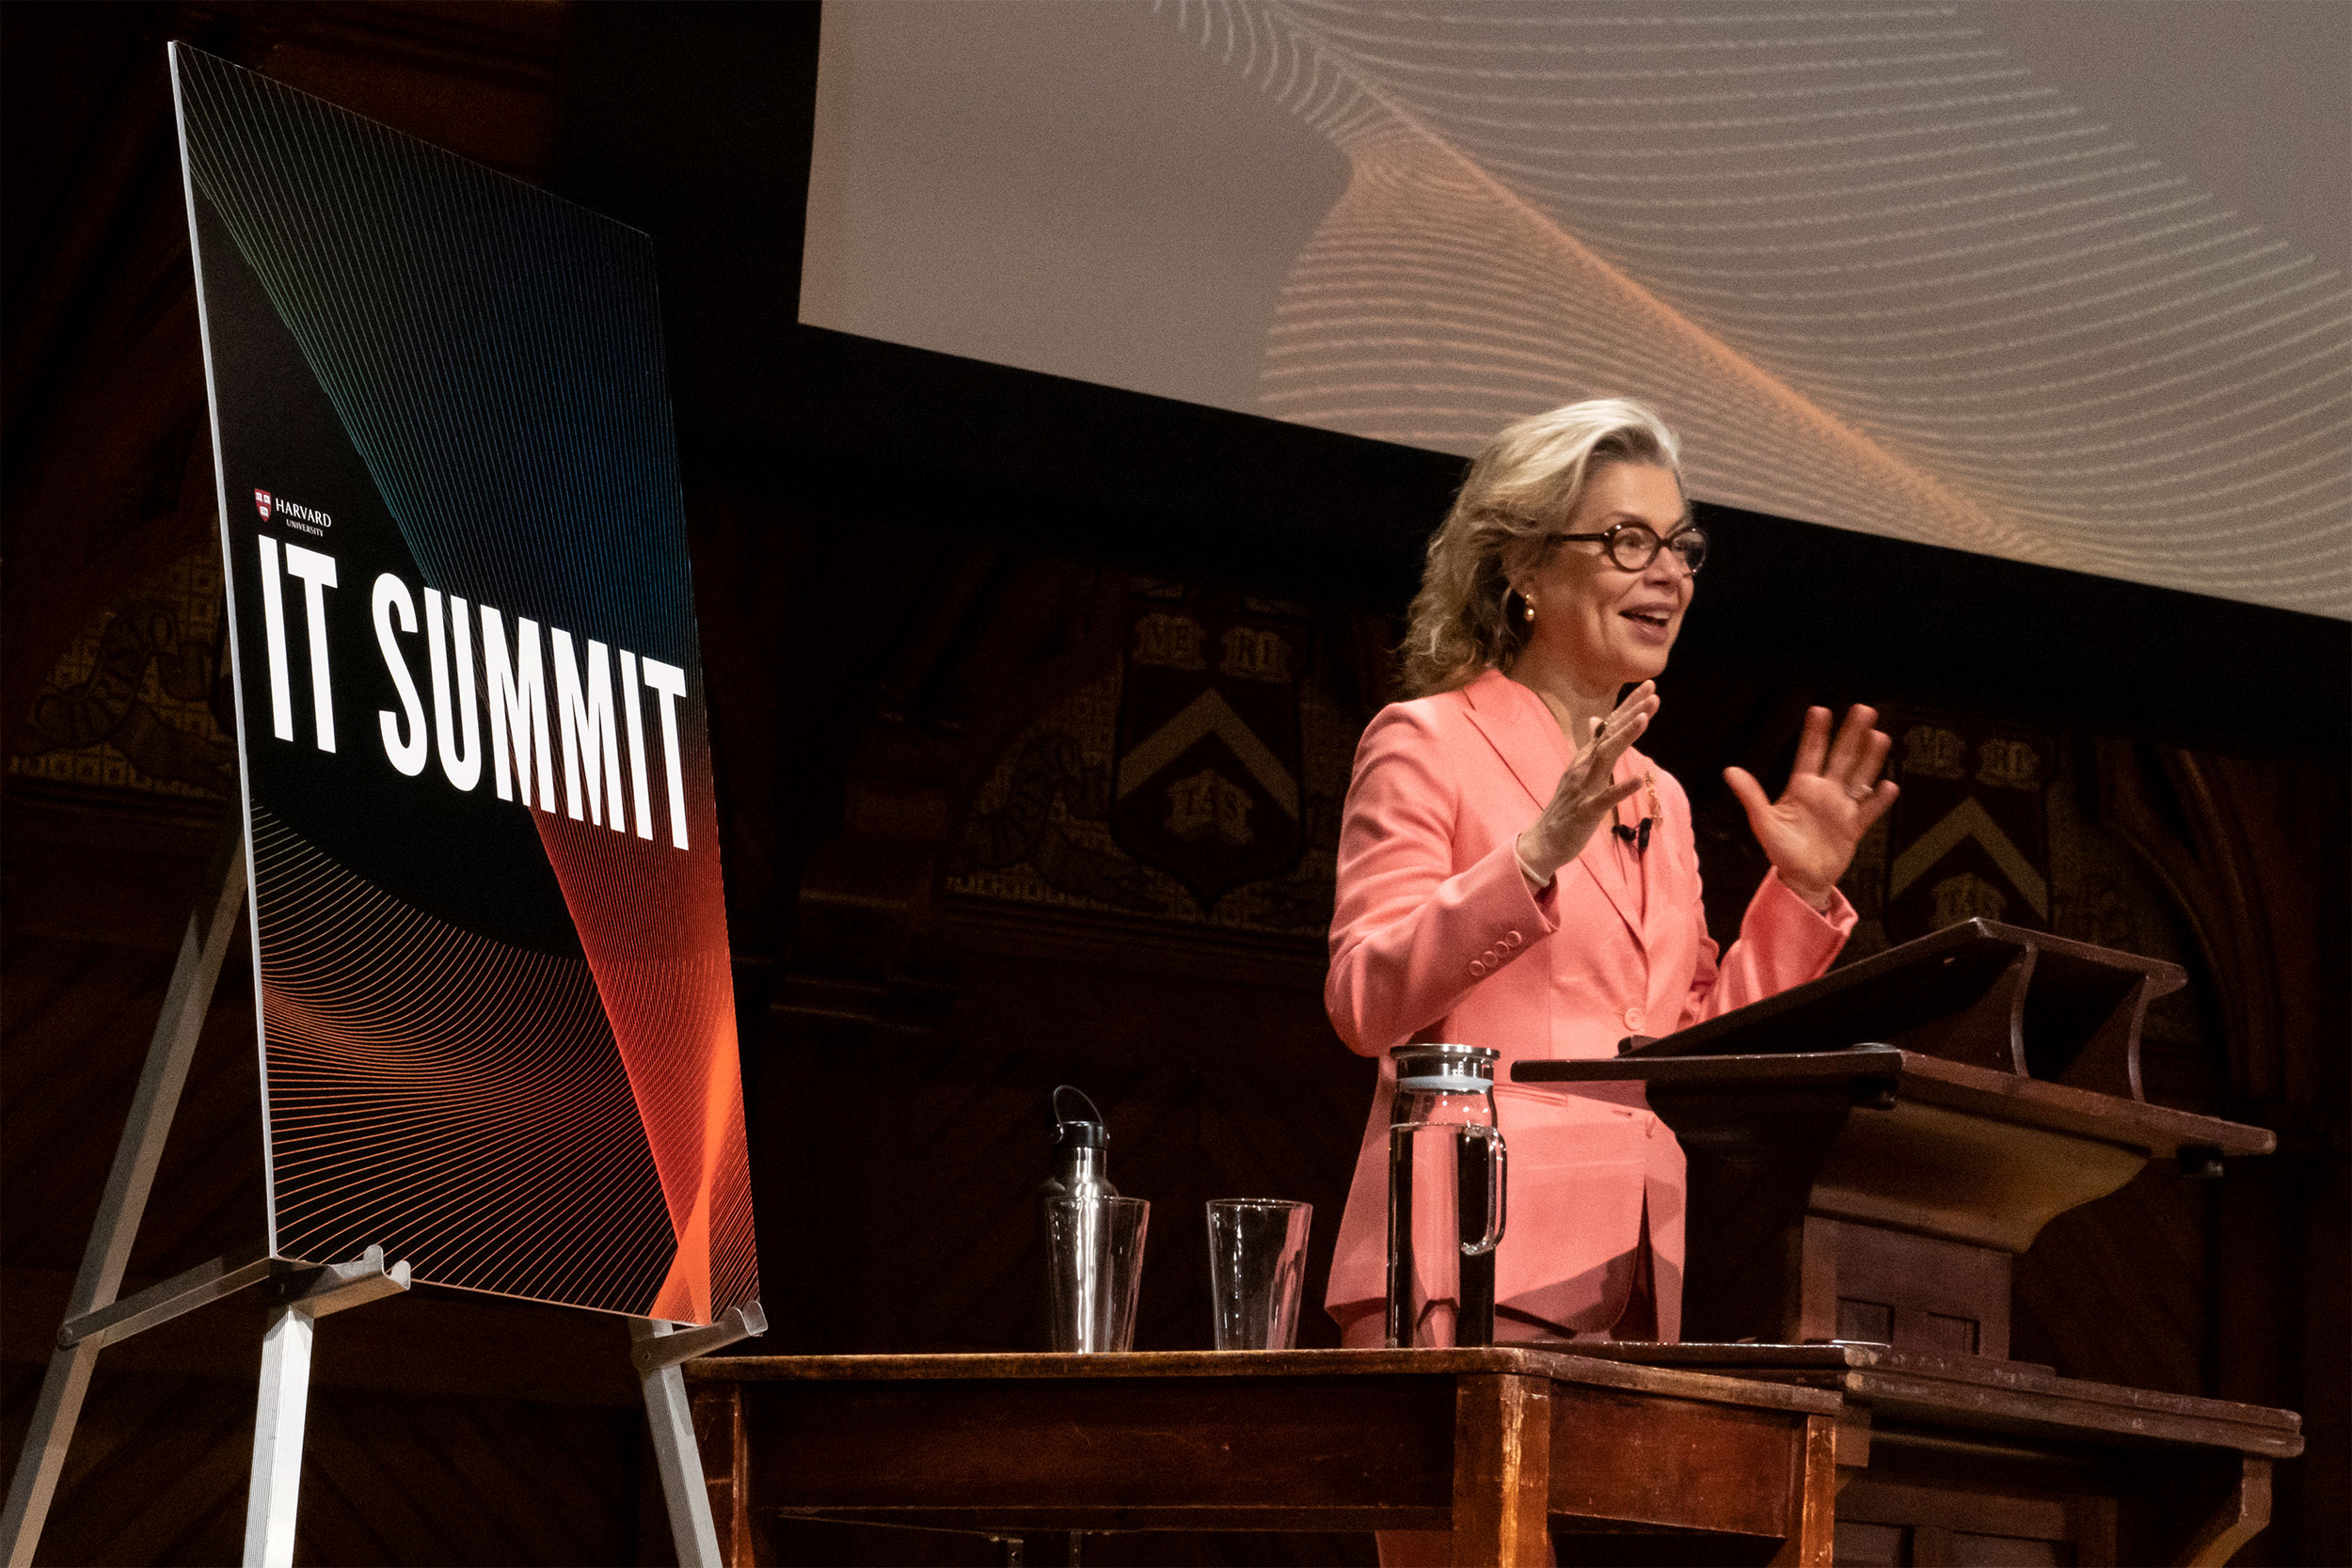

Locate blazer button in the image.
[1502,931,1522,948]
[1470,960,1488,977]
[1624,1006,1645,1031]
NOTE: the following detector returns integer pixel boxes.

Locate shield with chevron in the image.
[1110,583,1309,912]
[1883,715,2054,942]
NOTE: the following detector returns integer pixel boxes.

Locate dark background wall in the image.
[3,5,2344,1565]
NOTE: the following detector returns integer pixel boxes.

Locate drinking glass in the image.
[1206,1199,1311,1351]
[1044,1195,1149,1352]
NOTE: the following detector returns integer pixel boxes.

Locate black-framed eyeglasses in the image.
[1546,521,1708,575]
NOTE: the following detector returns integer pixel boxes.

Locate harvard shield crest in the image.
[1111,584,1309,912]
[1883,715,2054,940]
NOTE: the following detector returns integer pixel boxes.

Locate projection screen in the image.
[802,0,2351,619]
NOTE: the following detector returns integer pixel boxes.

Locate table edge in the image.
[682,1347,1840,1414]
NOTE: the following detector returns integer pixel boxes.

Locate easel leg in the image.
[636,1320,726,1567]
[242,1249,411,1566]
[244,1303,315,1568]
[0,831,246,1568]
[629,1309,766,1567]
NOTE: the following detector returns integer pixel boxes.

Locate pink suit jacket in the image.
[1324,668,1854,1339]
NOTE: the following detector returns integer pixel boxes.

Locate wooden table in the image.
[684,1349,1845,1566]
[1572,1343,2302,1566]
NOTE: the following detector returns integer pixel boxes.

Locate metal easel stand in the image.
[0,834,411,1568]
[631,1303,768,1568]
[243,1249,411,1565]
[0,824,767,1568]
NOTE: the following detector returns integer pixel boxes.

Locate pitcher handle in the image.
[1463,1126,1506,1256]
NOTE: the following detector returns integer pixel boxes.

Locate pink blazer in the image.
[1324,669,1854,1338]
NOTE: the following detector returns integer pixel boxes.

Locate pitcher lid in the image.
[1390,1043,1499,1091]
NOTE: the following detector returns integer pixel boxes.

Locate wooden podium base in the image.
[1572,1342,2297,1568]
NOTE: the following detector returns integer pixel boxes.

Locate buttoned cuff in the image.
[1765,866,1858,933]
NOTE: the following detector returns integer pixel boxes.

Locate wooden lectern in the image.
[1515,919,2301,1565]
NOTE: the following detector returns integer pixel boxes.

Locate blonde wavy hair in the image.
[1398,399,1684,698]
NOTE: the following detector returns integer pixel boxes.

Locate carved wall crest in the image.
[1109,586,1309,911]
[948,578,1370,935]
[8,542,236,799]
[1884,718,2052,940]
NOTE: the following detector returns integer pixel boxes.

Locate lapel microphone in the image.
[1613,773,1661,856]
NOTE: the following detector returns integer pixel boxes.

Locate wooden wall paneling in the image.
[100,1381,277,1563]
[27,1369,253,1564]
[678,486,806,944]
[3,0,561,753]
[0,801,269,1296]
[305,1389,644,1566]
[0,780,229,950]
[0,935,259,1279]
[2089,742,2348,1565]
[5,8,229,765]
[4,1279,660,1561]
[0,939,182,1267]
[930,946,1370,1358]
[739,527,1388,1372]
[230,6,561,179]
[2208,1148,2345,1567]
[2089,744,2348,1131]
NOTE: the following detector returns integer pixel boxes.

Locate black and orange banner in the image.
[170,45,756,1323]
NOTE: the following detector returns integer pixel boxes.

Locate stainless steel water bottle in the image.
[1043,1085,1117,1206]
[1041,1085,1147,1352]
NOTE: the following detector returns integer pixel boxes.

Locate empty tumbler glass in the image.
[1044,1195,1150,1352]
[1205,1199,1311,1351]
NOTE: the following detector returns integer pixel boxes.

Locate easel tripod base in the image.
[0,832,764,1568]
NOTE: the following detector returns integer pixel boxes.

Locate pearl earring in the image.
[1522,597,1535,624]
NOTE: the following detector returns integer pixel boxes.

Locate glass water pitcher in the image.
[1387,1044,1507,1348]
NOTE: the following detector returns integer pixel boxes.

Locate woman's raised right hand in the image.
[1515,681,1660,883]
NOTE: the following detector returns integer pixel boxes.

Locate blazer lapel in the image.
[1575,751,1641,943]
[1627,750,1667,955]
[1460,672,1641,942]
[1459,670,1565,811]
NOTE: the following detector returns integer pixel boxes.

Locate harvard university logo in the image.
[252,489,329,533]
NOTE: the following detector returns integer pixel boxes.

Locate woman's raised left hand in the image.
[1723,705,1899,912]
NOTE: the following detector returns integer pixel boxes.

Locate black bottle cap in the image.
[1051,1085,1108,1148]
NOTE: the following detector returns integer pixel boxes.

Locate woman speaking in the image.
[1324,399,1899,1359]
